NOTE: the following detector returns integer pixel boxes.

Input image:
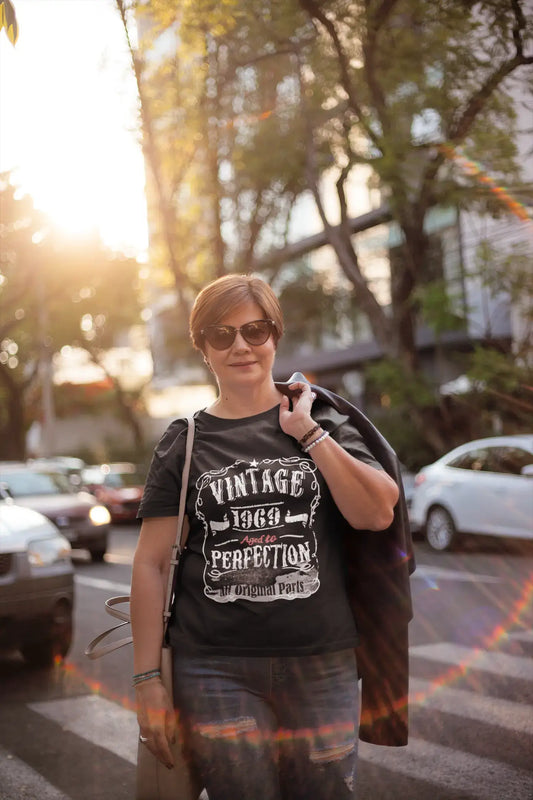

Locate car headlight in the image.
[89,505,112,526]
[28,535,71,567]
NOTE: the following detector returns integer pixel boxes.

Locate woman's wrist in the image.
[298,423,321,446]
[302,430,330,454]
[133,675,162,689]
[132,668,161,688]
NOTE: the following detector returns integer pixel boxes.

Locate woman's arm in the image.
[301,434,398,530]
[279,383,399,531]
[130,515,180,769]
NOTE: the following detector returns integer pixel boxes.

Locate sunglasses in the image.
[201,319,276,350]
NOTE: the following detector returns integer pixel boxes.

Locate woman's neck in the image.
[207,382,282,419]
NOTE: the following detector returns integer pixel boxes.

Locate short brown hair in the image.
[190,274,284,352]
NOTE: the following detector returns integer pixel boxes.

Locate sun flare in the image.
[0,0,148,254]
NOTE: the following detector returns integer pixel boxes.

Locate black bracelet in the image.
[298,423,321,446]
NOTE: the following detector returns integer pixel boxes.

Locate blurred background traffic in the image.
[1,0,532,669]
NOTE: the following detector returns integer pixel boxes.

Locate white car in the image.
[0,501,74,666]
[409,434,533,551]
[0,462,112,561]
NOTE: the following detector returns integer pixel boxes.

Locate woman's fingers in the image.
[165,707,177,746]
[288,383,316,409]
[152,726,175,769]
[137,684,176,768]
[140,722,175,768]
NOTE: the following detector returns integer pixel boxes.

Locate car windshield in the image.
[82,468,105,486]
[104,472,143,488]
[0,470,73,497]
[82,468,143,489]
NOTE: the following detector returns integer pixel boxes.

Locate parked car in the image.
[400,465,416,510]
[0,462,112,561]
[0,500,74,666]
[29,456,86,489]
[409,434,533,551]
[81,462,144,523]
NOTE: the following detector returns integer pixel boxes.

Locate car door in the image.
[487,446,533,538]
[444,447,505,535]
[446,445,533,538]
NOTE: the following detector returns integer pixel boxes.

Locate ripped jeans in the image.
[173,649,358,800]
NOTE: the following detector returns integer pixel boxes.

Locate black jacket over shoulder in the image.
[276,373,415,747]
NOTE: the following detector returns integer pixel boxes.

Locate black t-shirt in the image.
[138,402,383,657]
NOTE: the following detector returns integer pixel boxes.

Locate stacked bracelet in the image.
[298,423,321,446]
[132,669,161,687]
[302,430,330,454]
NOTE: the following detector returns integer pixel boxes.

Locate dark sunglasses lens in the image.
[204,320,273,349]
[206,327,235,349]
[241,321,272,345]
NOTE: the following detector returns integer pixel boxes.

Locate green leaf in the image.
[0,0,19,45]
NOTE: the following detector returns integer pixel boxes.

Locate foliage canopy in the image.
[120,0,533,462]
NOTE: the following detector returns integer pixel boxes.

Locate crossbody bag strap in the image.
[85,415,195,660]
[162,414,195,635]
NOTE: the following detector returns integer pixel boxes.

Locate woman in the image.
[131,274,400,800]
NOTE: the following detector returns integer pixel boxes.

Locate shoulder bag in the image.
[85,415,202,800]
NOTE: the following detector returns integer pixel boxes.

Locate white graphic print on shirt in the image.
[195,456,321,603]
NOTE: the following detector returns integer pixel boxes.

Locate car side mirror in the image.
[520,464,533,477]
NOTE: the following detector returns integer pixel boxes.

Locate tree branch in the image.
[298,0,381,150]
[362,0,400,129]
[115,0,189,314]
[416,1,532,220]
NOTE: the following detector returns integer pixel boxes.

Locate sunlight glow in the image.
[0,0,148,255]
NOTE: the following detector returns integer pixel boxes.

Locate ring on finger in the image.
[139,734,149,744]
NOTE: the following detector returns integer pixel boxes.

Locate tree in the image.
[0,175,145,459]
[120,0,533,458]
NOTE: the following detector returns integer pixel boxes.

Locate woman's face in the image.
[204,300,277,393]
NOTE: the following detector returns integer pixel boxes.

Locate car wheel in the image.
[89,534,108,562]
[425,506,458,552]
[21,599,73,668]
[90,547,106,562]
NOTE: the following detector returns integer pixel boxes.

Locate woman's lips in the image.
[230,361,256,367]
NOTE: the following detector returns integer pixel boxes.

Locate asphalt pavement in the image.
[0,528,532,800]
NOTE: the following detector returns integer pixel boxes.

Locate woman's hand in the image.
[136,678,176,769]
[280,381,399,530]
[279,381,318,442]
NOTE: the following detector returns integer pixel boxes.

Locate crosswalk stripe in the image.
[412,565,502,583]
[74,574,131,593]
[409,677,533,734]
[410,642,533,681]
[0,745,70,800]
[104,552,133,565]
[359,737,533,800]
[28,695,138,765]
[23,633,533,800]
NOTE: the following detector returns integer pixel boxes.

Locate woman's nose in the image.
[232,331,251,350]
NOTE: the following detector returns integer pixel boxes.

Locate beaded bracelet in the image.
[132,669,161,687]
[302,430,330,454]
[298,423,321,446]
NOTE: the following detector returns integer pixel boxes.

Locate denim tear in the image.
[309,739,355,765]
[197,716,258,740]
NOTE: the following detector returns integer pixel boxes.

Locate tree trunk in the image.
[111,378,145,454]
[85,349,146,455]
[389,220,429,372]
[0,370,27,460]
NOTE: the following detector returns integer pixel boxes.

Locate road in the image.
[0,526,532,800]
